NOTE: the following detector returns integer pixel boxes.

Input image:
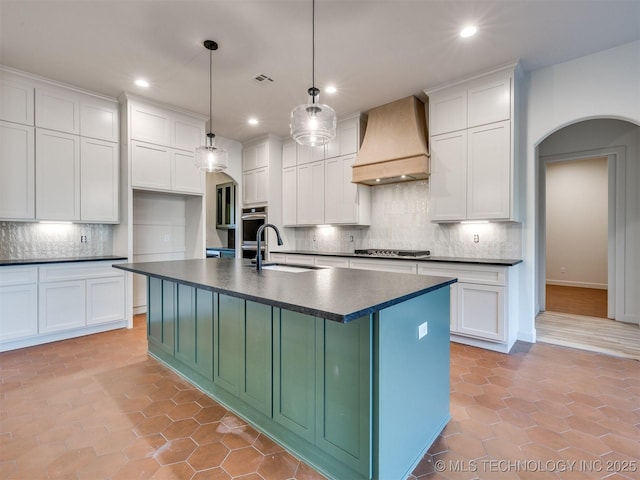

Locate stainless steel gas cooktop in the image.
[354,249,431,258]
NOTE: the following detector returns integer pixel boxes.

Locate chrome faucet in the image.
[256,223,283,271]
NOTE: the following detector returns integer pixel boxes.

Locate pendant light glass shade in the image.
[290,0,337,147]
[291,88,336,146]
[196,40,228,172]
[195,133,228,172]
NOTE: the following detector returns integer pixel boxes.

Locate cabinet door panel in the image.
[467,77,511,127]
[81,138,119,222]
[282,167,297,226]
[338,117,359,155]
[160,280,176,353]
[172,150,203,194]
[316,316,371,476]
[297,161,324,225]
[35,129,80,221]
[176,284,196,368]
[324,158,341,224]
[282,141,297,168]
[0,122,35,219]
[39,281,85,333]
[35,86,80,134]
[241,301,272,416]
[131,141,171,190]
[0,284,38,341]
[147,277,164,347]
[0,76,34,125]
[86,276,125,325]
[430,131,467,221]
[243,144,257,171]
[273,309,316,442]
[80,98,119,142]
[195,289,214,380]
[243,170,257,205]
[467,121,510,219]
[429,89,467,135]
[457,283,505,341]
[255,167,269,204]
[131,103,171,146]
[214,294,243,394]
[173,114,203,151]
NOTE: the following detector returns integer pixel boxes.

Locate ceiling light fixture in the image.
[248,118,259,125]
[195,40,228,173]
[460,25,478,38]
[325,85,337,94]
[135,78,150,88]
[290,0,336,147]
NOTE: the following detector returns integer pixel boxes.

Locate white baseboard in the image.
[546,280,607,290]
[133,305,147,315]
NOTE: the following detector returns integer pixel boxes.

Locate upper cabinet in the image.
[242,135,282,206]
[0,68,119,223]
[426,64,522,222]
[125,97,205,195]
[281,113,370,227]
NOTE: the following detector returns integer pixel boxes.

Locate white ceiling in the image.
[2,0,639,143]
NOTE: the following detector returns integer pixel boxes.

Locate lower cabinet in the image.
[147,279,372,480]
[0,260,126,352]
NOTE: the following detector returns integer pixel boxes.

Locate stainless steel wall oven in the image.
[241,206,267,259]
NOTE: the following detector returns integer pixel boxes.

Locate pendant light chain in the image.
[209,46,213,137]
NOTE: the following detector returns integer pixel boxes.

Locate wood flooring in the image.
[536,311,640,361]
[546,284,608,318]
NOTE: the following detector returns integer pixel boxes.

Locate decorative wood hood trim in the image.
[352,95,429,185]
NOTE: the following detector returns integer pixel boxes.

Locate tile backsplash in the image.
[286,180,522,259]
[0,222,114,259]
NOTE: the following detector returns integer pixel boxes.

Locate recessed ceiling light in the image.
[248,118,259,125]
[460,25,478,38]
[135,78,150,88]
[325,85,337,94]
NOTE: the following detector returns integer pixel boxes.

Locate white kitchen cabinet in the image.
[337,115,362,155]
[350,258,417,274]
[0,72,34,126]
[282,140,297,168]
[467,121,511,219]
[243,141,269,171]
[0,266,38,342]
[429,130,467,222]
[81,137,119,222]
[324,154,370,225]
[282,166,297,226]
[80,96,119,142]
[131,141,171,191]
[314,256,350,268]
[172,113,204,152]
[131,102,172,146]
[172,149,203,194]
[297,160,325,225]
[39,280,86,333]
[0,122,35,220]
[426,64,520,222]
[457,283,505,342]
[86,276,126,326]
[35,84,81,134]
[417,262,517,353]
[243,167,268,205]
[35,128,81,221]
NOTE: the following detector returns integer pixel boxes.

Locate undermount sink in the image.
[247,262,325,273]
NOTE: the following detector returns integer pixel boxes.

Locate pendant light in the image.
[290,0,336,147]
[195,40,228,172]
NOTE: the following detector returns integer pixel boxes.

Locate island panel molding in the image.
[118,259,453,480]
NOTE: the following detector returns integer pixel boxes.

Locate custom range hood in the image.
[352,95,429,185]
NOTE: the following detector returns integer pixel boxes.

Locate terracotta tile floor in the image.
[1,316,639,480]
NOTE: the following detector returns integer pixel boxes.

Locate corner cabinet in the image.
[282,113,370,227]
[426,64,522,222]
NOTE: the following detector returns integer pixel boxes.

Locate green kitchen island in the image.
[114,258,455,480]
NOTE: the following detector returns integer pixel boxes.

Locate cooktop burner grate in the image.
[354,249,431,258]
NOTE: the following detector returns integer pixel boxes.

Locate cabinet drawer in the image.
[350,258,417,274]
[0,266,38,286]
[39,261,124,283]
[314,256,350,268]
[417,263,506,286]
[284,254,315,266]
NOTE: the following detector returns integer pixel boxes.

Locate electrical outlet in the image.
[80,235,87,243]
[418,321,428,339]
[349,235,354,243]
[560,267,566,273]
[473,234,479,243]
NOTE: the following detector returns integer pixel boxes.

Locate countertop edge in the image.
[272,250,523,266]
[0,256,129,267]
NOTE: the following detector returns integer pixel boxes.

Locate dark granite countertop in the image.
[0,256,128,267]
[271,250,522,267]
[114,258,456,323]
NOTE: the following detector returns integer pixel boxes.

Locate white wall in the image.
[545,157,608,288]
[524,40,640,337]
